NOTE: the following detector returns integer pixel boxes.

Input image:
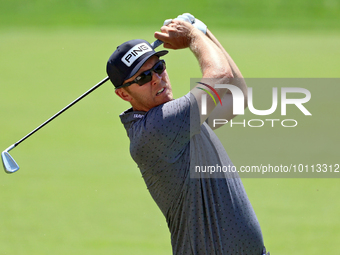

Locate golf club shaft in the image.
[14,76,109,147]
[13,39,163,149]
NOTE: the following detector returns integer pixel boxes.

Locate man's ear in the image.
[115,88,132,102]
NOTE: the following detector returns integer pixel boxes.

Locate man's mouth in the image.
[156,87,165,96]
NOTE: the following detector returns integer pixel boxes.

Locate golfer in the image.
[106,15,269,255]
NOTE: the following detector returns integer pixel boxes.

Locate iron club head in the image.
[1,145,19,173]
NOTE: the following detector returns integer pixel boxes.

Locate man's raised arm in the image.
[154,20,232,125]
[204,29,248,129]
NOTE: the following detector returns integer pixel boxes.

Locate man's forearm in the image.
[189,29,233,80]
[205,29,247,98]
[206,30,243,78]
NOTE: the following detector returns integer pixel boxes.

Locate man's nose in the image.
[151,71,162,86]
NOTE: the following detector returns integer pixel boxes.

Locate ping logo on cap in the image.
[121,43,152,67]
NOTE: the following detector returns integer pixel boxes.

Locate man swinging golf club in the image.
[106,13,269,255]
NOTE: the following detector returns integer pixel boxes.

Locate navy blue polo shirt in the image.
[119,93,264,254]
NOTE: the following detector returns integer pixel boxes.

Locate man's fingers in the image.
[154,31,171,43]
[160,25,170,33]
[154,20,193,50]
[163,43,176,49]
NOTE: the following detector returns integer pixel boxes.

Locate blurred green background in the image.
[0,0,339,254]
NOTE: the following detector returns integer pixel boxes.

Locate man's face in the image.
[116,56,173,112]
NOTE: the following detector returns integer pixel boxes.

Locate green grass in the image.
[0,0,339,30]
[0,28,339,254]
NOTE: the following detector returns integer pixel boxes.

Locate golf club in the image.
[1,16,200,174]
[1,38,165,174]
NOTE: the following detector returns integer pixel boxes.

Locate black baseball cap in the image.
[106,39,168,88]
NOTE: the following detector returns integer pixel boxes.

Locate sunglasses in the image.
[118,60,166,89]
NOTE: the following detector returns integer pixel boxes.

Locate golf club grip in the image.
[151,39,163,49]
[13,39,163,148]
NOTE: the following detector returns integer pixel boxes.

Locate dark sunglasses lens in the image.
[136,60,165,86]
[154,61,165,74]
[136,71,152,86]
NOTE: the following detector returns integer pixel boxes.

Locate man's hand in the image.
[176,13,207,34]
[163,13,207,35]
[154,20,196,50]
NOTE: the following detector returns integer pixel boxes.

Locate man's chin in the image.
[163,94,173,103]
[154,96,173,108]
